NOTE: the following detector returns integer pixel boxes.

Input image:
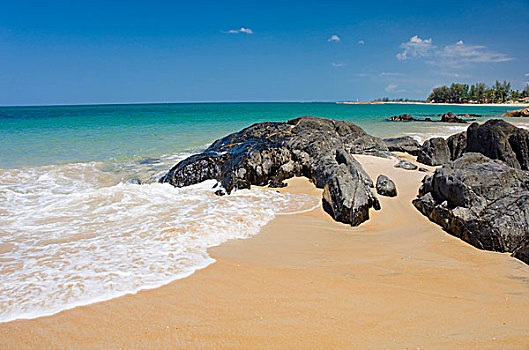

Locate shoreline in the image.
[2,154,529,348]
[337,101,529,107]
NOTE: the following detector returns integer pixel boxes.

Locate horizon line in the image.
[0,100,348,108]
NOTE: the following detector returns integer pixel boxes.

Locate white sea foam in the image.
[404,124,468,143]
[0,162,319,322]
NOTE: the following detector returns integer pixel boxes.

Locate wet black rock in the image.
[394,159,418,170]
[466,119,529,170]
[383,136,421,156]
[376,174,397,197]
[417,137,450,166]
[161,116,390,226]
[413,153,529,264]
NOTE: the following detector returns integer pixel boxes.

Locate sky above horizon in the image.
[1,0,528,106]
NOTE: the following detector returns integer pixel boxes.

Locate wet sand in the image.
[1,154,529,349]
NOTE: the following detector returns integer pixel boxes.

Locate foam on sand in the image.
[0,162,319,322]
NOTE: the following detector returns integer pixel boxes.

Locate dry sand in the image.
[1,154,529,349]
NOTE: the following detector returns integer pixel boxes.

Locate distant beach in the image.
[338,101,529,107]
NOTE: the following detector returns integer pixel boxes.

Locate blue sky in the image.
[1,0,528,105]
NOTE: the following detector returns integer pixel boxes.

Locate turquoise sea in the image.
[0,102,526,322]
[1,102,524,168]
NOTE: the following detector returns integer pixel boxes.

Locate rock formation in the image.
[161,116,389,226]
[388,114,414,121]
[466,119,529,170]
[446,132,467,160]
[417,119,529,168]
[417,137,451,166]
[376,175,397,197]
[413,153,529,263]
[502,107,529,118]
[394,159,418,170]
[440,112,465,123]
[383,136,420,156]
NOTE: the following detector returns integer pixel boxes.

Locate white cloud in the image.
[440,72,460,78]
[435,40,513,67]
[525,73,529,77]
[396,35,434,60]
[239,27,253,34]
[332,62,346,67]
[328,35,341,42]
[224,27,253,34]
[385,84,406,93]
[385,83,398,92]
[379,72,402,76]
[358,40,365,45]
[396,36,513,67]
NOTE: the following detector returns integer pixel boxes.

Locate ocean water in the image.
[0,102,526,322]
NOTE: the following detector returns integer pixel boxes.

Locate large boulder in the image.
[417,137,451,166]
[322,164,380,226]
[376,174,397,197]
[447,131,467,160]
[413,153,529,263]
[466,119,529,170]
[383,136,421,156]
[161,116,389,226]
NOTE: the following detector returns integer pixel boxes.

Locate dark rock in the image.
[418,167,429,172]
[322,164,381,226]
[502,107,529,118]
[513,245,529,265]
[394,159,418,170]
[383,136,421,156]
[413,153,529,264]
[388,114,414,121]
[447,132,467,160]
[214,189,226,196]
[440,112,466,123]
[417,137,450,166]
[376,174,397,197]
[161,116,387,226]
[466,119,529,170]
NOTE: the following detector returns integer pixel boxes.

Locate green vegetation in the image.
[372,97,426,103]
[427,81,529,104]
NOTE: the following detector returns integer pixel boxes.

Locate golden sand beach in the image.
[1,154,529,349]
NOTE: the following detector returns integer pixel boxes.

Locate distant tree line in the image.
[372,97,425,102]
[427,81,529,104]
